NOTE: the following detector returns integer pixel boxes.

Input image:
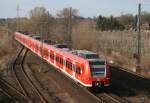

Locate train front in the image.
[88,59,110,88]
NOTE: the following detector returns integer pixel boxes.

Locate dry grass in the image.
[0,27,15,72]
[72,29,150,78]
[0,35,13,56]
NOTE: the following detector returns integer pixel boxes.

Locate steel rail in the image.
[21,49,48,103]
[12,47,47,103]
[12,47,33,103]
[0,78,25,97]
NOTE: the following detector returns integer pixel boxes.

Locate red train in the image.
[15,32,110,88]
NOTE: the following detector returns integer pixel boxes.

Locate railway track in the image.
[95,92,130,103]
[0,92,14,103]
[110,64,150,93]
[0,78,26,102]
[87,87,130,103]
[0,47,27,102]
[11,46,48,103]
[109,64,150,102]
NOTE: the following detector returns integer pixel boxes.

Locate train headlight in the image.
[93,81,104,87]
[95,82,100,86]
[95,82,101,86]
[107,77,110,80]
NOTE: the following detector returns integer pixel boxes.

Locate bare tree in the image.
[56,7,78,47]
[25,7,54,39]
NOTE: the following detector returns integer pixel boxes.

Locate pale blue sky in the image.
[1,0,150,18]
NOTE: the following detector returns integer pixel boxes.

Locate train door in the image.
[48,49,50,61]
[34,40,37,52]
[35,42,38,53]
[29,38,32,49]
[38,43,42,56]
[75,62,82,82]
[65,58,73,76]
[63,57,66,72]
[54,52,56,65]
[55,53,63,68]
[72,62,76,79]
[50,50,54,63]
[43,47,48,60]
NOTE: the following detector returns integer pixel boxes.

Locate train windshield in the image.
[89,61,106,77]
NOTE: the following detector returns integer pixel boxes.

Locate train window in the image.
[66,61,68,67]
[56,56,61,63]
[59,57,60,62]
[61,58,63,64]
[43,49,48,56]
[50,53,54,59]
[57,57,59,62]
[58,57,60,63]
[34,44,37,50]
[63,59,66,66]
[66,61,69,68]
[56,56,58,62]
[72,64,76,72]
[52,54,54,59]
[59,58,63,64]
[46,50,49,56]
[66,61,72,70]
[59,58,61,64]
[48,51,50,56]
[38,45,40,51]
[76,66,81,75]
[70,63,72,70]
[36,45,38,50]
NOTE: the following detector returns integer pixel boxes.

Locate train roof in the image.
[75,50,97,55]
[70,50,106,61]
[41,42,88,63]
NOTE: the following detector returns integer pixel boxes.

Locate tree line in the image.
[96,15,125,31]
[2,7,150,44]
[96,12,150,31]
